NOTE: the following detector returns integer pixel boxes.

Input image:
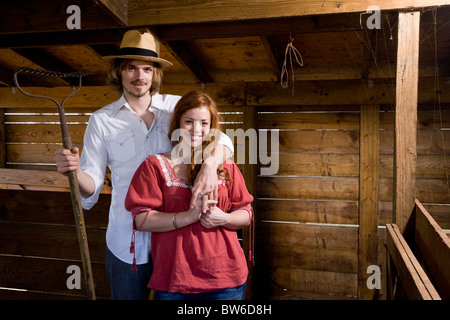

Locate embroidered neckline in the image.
[155,154,227,189]
[156,154,191,189]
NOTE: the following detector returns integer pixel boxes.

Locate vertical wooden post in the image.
[394,11,420,235]
[358,104,380,300]
[243,104,257,299]
[0,109,6,168]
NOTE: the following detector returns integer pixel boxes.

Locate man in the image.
[54,30,233,299]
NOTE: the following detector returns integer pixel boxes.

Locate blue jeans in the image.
[155,283,246,300]
[105,246,153,300]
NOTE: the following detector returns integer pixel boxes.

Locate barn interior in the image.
[0,0,449,300]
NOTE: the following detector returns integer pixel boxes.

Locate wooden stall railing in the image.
[0,168,112,299]
[385,199,450,300]
[414,200,450,299]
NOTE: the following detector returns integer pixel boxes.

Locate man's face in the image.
[121,60,154,98]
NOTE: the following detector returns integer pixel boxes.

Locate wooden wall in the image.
[1,81,450,299]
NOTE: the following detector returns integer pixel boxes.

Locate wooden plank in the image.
[0,109,5,167]
[246,78,450,106]
[0,254,110,298]
[6,123,86,144]
[6,144,80,167]
[275,153,359,177]
[0,189,109,227]
[382,154,450,179]
[275,130,359,153]
[163,40,212,83]
[257,176,359,201]
[380,130,450,154]
[0,168,111,193]
[0,0,123,34]
[258,244,357,274]
[415,199,450,299]
[257,222,357,249]
[95,0,128,26]
[0,221,106,263]
[254,267,357,299]
[422,203,450,229]
[0,86,120,109]
[128,0,450,26]
[256,199,360,225]
[0,49,67,87]
[358,104,380,299]
[1,78,448,110]
[258,112,360,129]
[393,11,420,234]
[0,83,246,109]
[247,79,395,106]
[385,223,440,299]
[241,105,256,299]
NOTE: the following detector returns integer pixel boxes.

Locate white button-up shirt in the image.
[80,93,234,264]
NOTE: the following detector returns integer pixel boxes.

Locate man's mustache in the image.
[131,80,147,85]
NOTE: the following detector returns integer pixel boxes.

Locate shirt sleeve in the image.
[79,114,107,210]
[226,161,253,212]
[217,131,234,159]
[125,156,164,216]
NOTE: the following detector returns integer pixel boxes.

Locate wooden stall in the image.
[385,199,450,299]
[1,1,450,300]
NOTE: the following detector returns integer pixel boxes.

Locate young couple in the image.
[55,29,253,300]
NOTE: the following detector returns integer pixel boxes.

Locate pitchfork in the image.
[13,67,96,300]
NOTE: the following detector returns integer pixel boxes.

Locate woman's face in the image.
[179,106,211,147]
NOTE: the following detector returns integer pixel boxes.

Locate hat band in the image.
[117,47,158,58]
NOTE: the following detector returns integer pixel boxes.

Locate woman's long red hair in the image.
[168,91,229,185]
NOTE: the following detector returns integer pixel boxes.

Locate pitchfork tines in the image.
[13,67,93,111]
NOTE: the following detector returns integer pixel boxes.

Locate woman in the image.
[125,91,253,300]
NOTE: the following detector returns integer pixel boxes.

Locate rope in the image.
[280,35,304,95]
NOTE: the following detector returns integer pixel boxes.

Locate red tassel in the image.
[132,257,137,271]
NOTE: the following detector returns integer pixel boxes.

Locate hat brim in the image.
[103,55,173,68]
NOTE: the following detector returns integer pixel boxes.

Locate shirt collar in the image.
[110,93,167,117]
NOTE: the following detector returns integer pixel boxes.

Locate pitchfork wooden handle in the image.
[12,66,96,300]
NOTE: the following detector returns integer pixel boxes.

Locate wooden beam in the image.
[156,12,375,41]
[0,109,5,168]
[128,0,450,26]
[0,0,124,34]
[0,12,384,48]
[260,36,282,82]
[358,104,380,300]
[1,76,448,110]
[246,77,450,106]
[12,48,75,86]
[242,105,257,300]
[163,41,212,83]
[0,29,125,49]
[94,0,128,26]
[393,11,420,235]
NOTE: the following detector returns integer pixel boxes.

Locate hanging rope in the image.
[280,35,304,95]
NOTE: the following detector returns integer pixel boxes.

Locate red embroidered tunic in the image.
[125,154,253,293]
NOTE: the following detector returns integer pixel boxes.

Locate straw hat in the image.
[103,30,173,67]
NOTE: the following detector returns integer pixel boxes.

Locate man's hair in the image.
[107,59,163,96]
